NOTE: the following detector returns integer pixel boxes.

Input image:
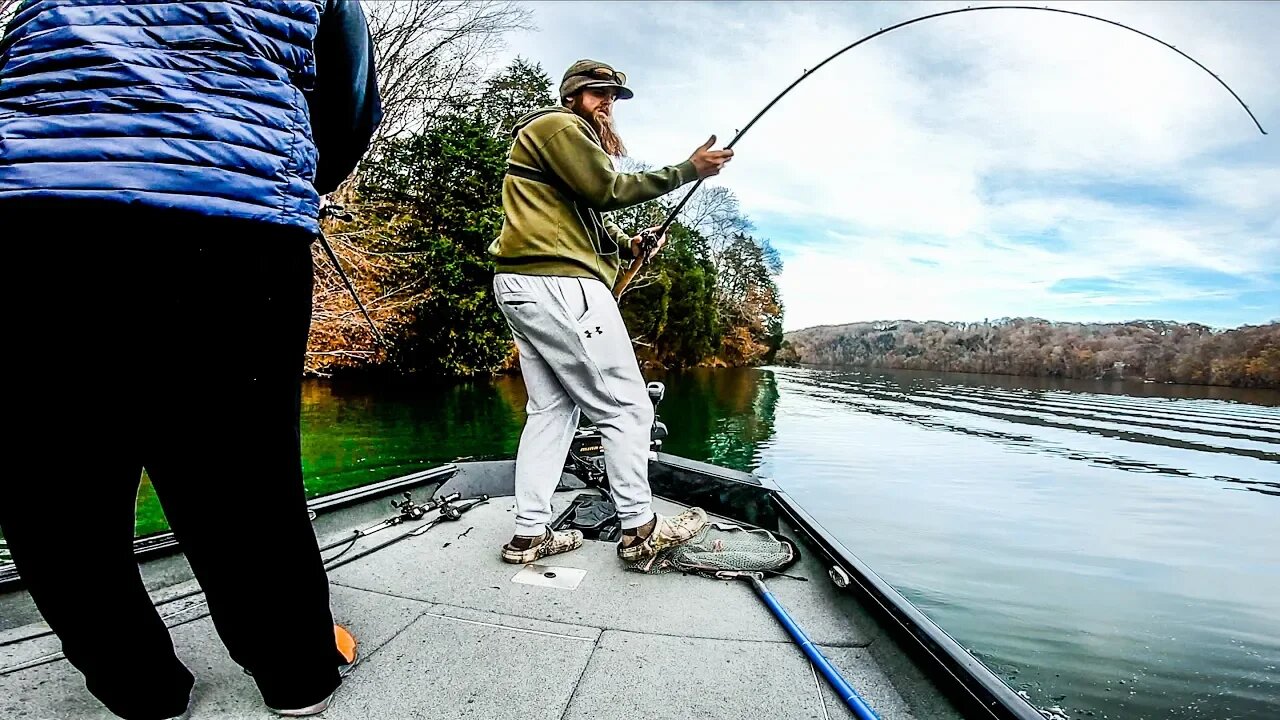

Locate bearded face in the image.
[568,91,627,158]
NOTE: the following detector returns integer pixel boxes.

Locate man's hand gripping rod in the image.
[612,228,662,299]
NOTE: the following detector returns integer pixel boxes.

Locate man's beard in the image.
[571,99,627,157]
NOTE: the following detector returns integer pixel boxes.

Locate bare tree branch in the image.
[364,0,531,152]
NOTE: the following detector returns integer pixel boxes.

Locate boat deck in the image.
[1,490,963,719]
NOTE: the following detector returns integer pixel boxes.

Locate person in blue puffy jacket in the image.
[0,2,381,718]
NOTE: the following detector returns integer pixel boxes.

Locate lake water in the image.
[112,367,1280,718]
[746,368,1278,720]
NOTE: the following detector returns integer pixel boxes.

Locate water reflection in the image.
[300,376,527,496]
[300,368,784,492]
[648,368,780,472]
[759,367,1279,720]
[780,368,1279,497]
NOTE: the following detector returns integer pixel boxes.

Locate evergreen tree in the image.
[475,57,557,137]
[308,57,785,377]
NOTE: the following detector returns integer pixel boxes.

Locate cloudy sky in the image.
[491,1,1278,331]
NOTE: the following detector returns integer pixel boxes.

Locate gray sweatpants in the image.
[494,273,656,537]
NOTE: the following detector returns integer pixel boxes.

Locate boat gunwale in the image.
[643,453,1044,720]
[0,464,459,591]
[2,455,1047,720]
[771,491,1045,720]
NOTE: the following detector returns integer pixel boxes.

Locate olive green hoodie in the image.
[489,106,697,287]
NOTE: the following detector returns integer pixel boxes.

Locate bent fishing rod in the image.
[613,4,1266,299]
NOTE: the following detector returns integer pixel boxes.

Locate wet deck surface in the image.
[1,492,962,719]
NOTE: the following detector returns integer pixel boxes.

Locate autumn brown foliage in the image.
[778,319,1279,388]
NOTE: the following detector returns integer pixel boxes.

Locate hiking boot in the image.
[617,508,708,562]
[267,625,358,717]
[501,528,584,564]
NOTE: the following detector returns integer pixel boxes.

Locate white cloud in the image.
[492,1,1280,329]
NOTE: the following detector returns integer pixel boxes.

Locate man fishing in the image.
[489,59,733,564]
[0,1,379,718]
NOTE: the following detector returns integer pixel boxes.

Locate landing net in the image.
[625,523,799,577]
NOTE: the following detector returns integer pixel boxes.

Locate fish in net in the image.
[625,522,802,577]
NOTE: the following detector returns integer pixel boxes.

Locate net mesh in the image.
[625,523,797,576]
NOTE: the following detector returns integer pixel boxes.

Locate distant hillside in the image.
[777,318,1279,389]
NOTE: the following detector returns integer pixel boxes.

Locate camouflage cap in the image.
[560,59,634,101]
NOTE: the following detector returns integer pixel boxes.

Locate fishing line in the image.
[615,5,1265,296]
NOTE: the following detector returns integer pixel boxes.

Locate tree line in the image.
[307,3,784,377]
[0,0,784,379]
[777,318,1280,389]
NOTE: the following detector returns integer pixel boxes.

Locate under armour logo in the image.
[584,326,604,338]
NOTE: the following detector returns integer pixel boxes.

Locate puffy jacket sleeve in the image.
[308,0,383,195]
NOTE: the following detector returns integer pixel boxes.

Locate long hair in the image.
[567,95,627,158]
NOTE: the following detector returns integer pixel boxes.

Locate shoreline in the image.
[772,362,1280,395]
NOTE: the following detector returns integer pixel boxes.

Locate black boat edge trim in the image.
[0,493,489,656]
[310,465,457,513]
[0,464,460,592]
[772,491,1045,720]
[3,455,1045,720]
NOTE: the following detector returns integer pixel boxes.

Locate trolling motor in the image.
[648,381,669,448]
[563,380,668,482]
[555,381,668,541]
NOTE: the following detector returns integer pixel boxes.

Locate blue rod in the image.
[748,575,880,720]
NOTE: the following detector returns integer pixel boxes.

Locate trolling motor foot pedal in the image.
[551,493,621,542]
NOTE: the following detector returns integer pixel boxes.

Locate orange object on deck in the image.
[334,625,357,665]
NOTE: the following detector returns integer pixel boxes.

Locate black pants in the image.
[1,210,341,719]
